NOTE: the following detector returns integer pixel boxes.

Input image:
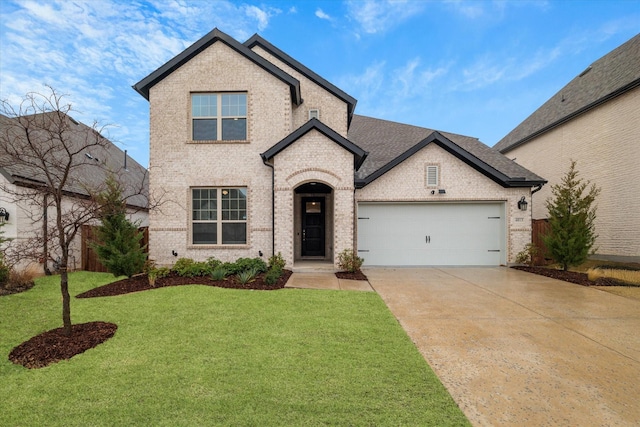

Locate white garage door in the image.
[357,202,505,266]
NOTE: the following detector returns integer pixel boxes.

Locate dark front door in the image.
[301,197,325,257]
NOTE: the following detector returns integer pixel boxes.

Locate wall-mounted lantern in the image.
[0,207,9,222]
[517,196,528,211]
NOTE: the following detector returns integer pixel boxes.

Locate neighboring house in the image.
[134,28,545,268]
[0,112,149,273]
[494,34,640,262]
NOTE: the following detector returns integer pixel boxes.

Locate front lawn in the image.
[1,272,469,426]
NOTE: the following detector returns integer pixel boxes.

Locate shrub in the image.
[236,268,259,285]
[0,257,9,287]
[92,176,147,278]
[515,244,540,266]
[147,266,170,287]
[264,266,283,285]
[172,258,211,277]
[5,268,36,290]
[206,257,221,270]
[543,160,600,271]
[210,267,229,281]
[338,249,364,273]
[268,252,286,271]
[228,257,267,275]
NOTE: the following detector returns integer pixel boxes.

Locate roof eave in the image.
[499,77,640,154]
[244,34,357,124]
[134,28,301,105]
[261,118,366,169]
[357,131,539,189]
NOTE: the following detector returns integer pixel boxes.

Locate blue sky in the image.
[1,0,638,168]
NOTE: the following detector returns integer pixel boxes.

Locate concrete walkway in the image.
[285,272,373,292]
[367,267,640,427]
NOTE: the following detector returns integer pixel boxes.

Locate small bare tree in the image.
[0,87,147,336]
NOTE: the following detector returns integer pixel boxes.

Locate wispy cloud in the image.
[0,0,283,166]
[339,58,450,119]
[244,5,281,31]
[315,8,332,21]
[444,0,486,19]
[346,0,426,35]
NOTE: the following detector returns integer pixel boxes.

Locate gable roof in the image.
[0,112,148,209]
[495,33,640,153]
[133,28,302,105]
[261,118,367,170]
[244,34,357,125]
[348,115,545,189]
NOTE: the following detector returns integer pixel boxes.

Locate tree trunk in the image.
[60,264,72,336]
[42,195,52,275]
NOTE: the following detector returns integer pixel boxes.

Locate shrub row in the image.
[146,253,287,286]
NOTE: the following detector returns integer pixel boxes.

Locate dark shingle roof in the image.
[133,28,302,106]
[348,115,545,188]
[0,112,148,209]
[494,33,640,152]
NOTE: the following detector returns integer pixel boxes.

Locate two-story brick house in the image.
[494,34,639,262]
[134,28,545,269]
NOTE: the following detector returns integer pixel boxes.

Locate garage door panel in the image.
[358,203,505,266]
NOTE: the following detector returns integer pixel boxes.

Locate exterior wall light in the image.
[517,196,528,211]
[0,207,9,221]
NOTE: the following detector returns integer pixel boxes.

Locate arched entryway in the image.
[294,182,333,262]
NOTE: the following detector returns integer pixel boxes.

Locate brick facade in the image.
[503,88,640,260]
[355,143,532,264]
[147,40,353,268]
[142,29,539,268]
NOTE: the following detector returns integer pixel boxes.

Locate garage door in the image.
[357,202,505,266]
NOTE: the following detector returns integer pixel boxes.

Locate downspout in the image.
[262,157,275,256]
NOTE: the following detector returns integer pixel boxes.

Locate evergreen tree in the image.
[93,176,146,278]
[543,160,600,271]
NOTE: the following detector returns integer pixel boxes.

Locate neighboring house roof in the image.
[243,34,358,125]
[261,118,368,170]
[0,112,148,209]
[494,33,640,153]
[348,115,546,188]
[133,28,302,106]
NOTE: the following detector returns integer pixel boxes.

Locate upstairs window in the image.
[192,93,247,141]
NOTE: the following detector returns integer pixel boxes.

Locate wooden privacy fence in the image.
[532,219,551,265]
[81,225,149,272]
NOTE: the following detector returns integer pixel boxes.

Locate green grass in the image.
[0,272,469,426]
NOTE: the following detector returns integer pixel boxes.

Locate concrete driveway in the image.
[367,267,640,427]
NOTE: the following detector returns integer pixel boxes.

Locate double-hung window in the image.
[192,188,247,245]
[192,93,247,141]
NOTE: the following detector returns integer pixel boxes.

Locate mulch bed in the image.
[9,270,293,369]
[335,270,368,280]
[0,281,35,296]
[77,270,293,298]
[9,322,117,369]
[512,266,627,287]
